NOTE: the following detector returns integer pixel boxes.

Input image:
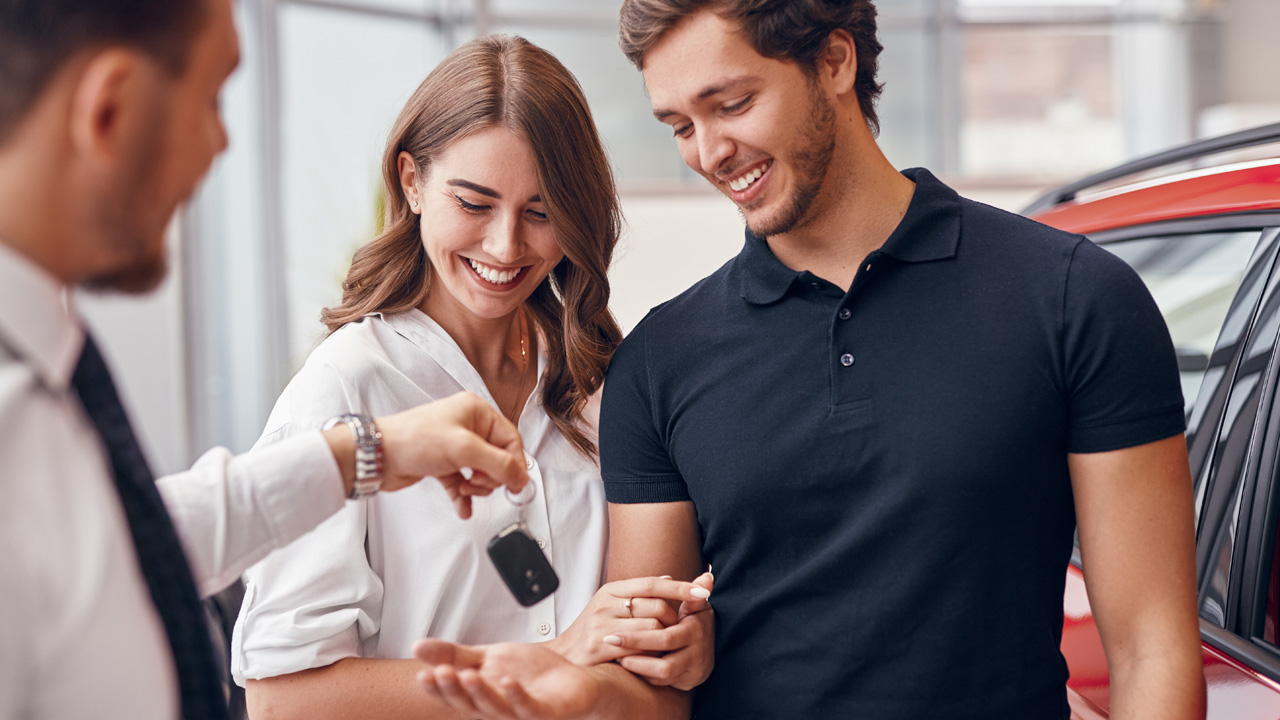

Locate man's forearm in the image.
[1107,647,1205,720]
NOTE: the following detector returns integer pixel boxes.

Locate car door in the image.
[1058,219,1280,718]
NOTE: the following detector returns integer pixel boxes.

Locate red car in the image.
[1025,123,1280,717]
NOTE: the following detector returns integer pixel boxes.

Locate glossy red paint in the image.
[1031,161,1280,235]
[1061,564,1280,718]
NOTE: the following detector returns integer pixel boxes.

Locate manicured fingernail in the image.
[691,587,711,599]
[658,574,672,579]
[603,635,623,646]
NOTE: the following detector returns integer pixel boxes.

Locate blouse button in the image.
[537,623,551,636]
[525,456,535,471]
[536,537,547,550]
[838,308,852,320]
[840,353,855,367]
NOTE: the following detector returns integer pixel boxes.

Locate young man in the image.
[600,1,1205,719]
[0,1,530,718]
[414,2,1206,720]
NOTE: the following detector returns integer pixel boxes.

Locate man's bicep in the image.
[607,501,703,583]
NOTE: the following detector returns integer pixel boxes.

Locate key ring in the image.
[505,481,537,508]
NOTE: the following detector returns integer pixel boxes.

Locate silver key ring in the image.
[505,481,537,508]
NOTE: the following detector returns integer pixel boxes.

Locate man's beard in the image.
[80,243,168,295]
[742,78,837,239]
[81,111,171,295]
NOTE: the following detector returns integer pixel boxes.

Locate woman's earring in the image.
[410,199,419,212]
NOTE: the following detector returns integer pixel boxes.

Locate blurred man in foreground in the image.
[0,1,528,718]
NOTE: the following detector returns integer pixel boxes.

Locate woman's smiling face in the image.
[402,124,564,321]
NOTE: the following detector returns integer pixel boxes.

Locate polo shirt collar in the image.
[878,167,962,264]
[739,167,963,305]
[0,241,83,391]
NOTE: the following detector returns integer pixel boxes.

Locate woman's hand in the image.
[611,572,714,691]
[547,575,711,667]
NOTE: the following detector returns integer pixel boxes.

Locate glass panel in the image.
[1196,229,1280,625]
[878,25,935,172]
[958,25,1121,179]
[489,0,619,20]
[311,0,445,14]
[279,5,449,369]
[494,25,689,184]
[1102,231,1261,415]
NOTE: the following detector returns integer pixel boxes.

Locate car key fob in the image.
[487,522,559,607]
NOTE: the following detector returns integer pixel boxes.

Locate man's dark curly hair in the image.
[0,0,205,143]
[619,0,885,134]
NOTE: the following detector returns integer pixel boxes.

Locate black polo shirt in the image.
[600,168,1185,720]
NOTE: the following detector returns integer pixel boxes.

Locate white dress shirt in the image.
[0,242,347,720]
[232,309,607,684]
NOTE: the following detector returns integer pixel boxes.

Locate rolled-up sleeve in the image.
[231,493,383,683]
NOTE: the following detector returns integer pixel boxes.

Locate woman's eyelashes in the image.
[452,194,548,222]
[453,194,487,213]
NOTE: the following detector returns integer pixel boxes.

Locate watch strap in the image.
[323,413,383,499]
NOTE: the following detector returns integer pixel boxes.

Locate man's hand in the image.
[414,640,602,720]
[324,391,528,518]
[546,574,713,672]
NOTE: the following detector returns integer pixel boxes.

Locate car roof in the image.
[1025,122,1280,235]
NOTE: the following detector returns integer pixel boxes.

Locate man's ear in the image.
[67,48,157,173]
[819,29,859,98]
[398,150,423,213]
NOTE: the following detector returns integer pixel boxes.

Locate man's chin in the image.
[81,254,169,296]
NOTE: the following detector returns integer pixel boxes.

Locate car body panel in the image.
[1063,564,1280,717]
[1032,161,1280,235]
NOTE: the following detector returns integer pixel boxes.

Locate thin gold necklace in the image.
[506,308,530,424]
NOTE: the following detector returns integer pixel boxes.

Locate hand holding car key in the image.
[487,480,559,607]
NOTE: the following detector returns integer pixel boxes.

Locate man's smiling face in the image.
[643,9,837,238]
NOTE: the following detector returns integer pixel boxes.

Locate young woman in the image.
[231,35,712,719]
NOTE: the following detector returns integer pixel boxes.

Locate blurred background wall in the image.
[83,0,1280,474]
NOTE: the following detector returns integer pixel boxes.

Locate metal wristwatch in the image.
[322,413,383,499]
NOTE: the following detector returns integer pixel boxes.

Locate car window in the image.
[1100,231,1262,415]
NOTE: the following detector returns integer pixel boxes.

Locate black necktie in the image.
[71,333,227,720]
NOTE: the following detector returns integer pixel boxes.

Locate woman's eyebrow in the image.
[447,179,500,198]
[447,179,541,203]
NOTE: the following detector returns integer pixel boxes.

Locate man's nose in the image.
[696,127,735,178]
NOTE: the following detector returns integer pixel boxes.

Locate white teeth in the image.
[467,258,521,285]
[729,165,765,192]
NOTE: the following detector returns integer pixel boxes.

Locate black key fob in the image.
[487,522,559,607]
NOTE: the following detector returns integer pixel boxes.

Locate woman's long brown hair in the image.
[320,35,622,458]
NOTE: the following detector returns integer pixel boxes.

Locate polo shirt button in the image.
[809,281,822,290]
[840,353,855,367]
[537,623,551,636]
[525,457,534,470]
[536,537,547,550]
[838,308,852,320]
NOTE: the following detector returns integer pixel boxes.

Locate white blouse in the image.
[232,310,607,684]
